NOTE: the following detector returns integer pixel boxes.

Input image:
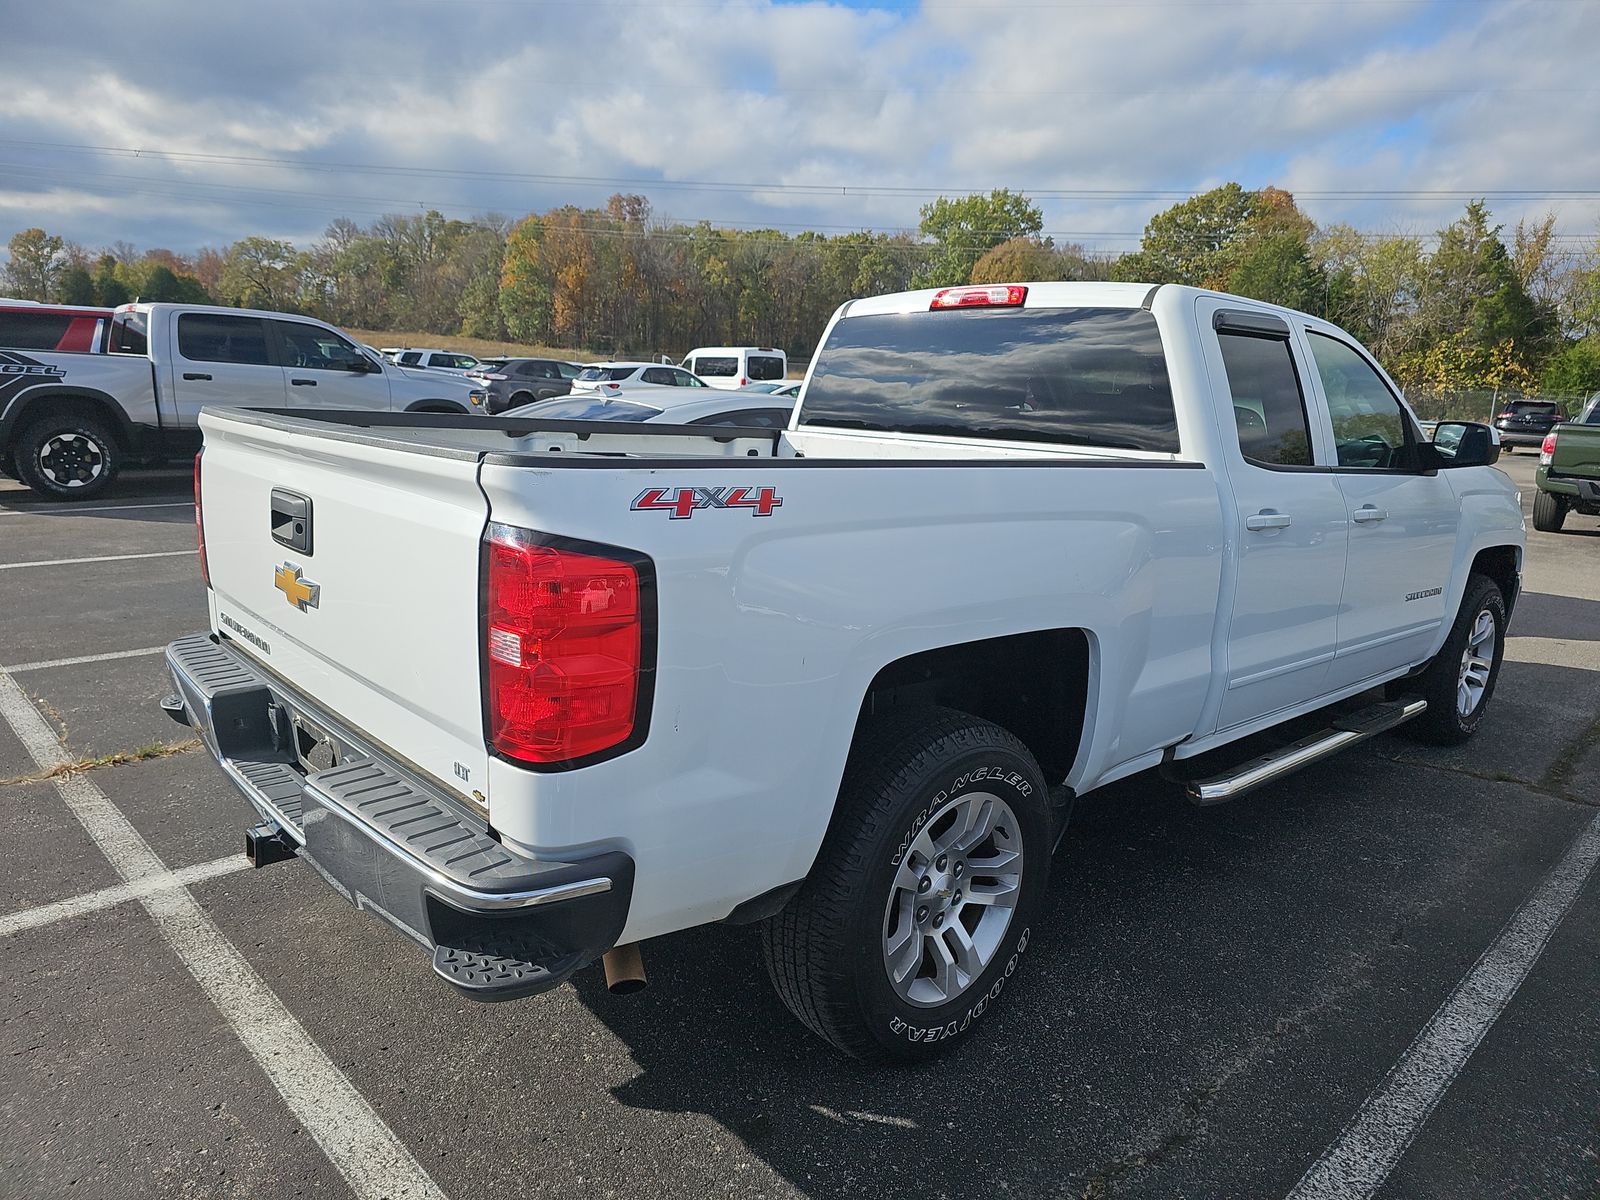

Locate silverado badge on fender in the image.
[273,563,320,611]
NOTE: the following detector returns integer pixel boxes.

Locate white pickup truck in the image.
[165,282,1523,1061]
[1,302,481,499]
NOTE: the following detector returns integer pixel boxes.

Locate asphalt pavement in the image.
[0,454,1596,1200]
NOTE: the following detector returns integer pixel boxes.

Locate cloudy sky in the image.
[2,0,1597,256]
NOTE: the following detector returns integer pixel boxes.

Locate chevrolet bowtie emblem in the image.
[273,563,320,611]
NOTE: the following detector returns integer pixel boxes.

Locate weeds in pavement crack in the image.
[0,738,200,788]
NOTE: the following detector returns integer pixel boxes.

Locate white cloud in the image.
[0,0,1595,252]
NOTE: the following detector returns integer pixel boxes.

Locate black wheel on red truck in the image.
[1532,489,1568,533]
[761,706,1052,1061]
[15,407,121,500]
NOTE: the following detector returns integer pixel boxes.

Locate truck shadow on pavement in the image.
[568,725,1583,1200]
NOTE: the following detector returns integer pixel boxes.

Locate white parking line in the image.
[0,854,250,938]
[0,501,191,517]
[0,550,194,571]
[1288,810,1600,1200]
[0,666,449,1200]
[2,646,167,673]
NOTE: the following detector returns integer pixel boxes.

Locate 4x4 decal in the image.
[632,485,783,519]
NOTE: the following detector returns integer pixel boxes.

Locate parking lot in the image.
[1,453,1596,1200]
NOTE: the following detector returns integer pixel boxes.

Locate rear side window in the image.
[177,314,271,365]
[694,356,738,377]
[1217,332,1313,467]
[801,308,1178,453]
[691,407,788,428]
[747,355,785,381]
[109,312,148,355]
[0,311,73,350]
[578,366,637,382]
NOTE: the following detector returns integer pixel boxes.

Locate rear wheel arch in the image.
[3,388,136,452]
[852,628,1092,788]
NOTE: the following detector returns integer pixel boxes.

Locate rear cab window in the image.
[800,307,1178,453]
[109,312,148,356]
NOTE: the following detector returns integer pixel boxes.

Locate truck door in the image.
[1303,330,1460,691]
[1204,305,1350,731]
[170,312,286,426]
[272,318,394,410]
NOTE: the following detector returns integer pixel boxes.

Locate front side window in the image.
[1308,332,1412,470]
[556,362,582,380]
[277,321,363,370]
[399,351,422,366]
[1217,332,1313,467]
[801,307,1178,453]
[747,355,785,381]
[177,314,271,365]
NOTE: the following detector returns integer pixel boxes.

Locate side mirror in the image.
[1429,420,1500,467]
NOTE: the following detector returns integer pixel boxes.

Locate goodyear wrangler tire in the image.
[16,409,120,500]
[761,706,1052,1061]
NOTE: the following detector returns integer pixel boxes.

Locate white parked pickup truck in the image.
[0,303,482,499]
[165,282,1523,1061]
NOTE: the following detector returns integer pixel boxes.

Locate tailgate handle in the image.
[270,488,313,555]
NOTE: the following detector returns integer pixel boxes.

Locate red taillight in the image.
[1541,431,1558,460]
[194,451,209,587]
[930,284,1027,310]
[484,525,646,764]
[739,377,746,387]
[1498,410,1516,419]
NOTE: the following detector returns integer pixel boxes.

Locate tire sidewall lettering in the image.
[889,764,1033,867]
[887,926,1032,1043]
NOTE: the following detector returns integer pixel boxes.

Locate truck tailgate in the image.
[198,411,490,806]
[1551,425,1600,479]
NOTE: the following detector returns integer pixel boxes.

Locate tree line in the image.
[5,184,1600,399]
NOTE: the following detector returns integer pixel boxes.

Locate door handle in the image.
[182,372,212,381]
[1245,511,1293,531]
[290,378,318,386]
[1352,505,1388,523]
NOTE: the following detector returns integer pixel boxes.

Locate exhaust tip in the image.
[602,943,647,994]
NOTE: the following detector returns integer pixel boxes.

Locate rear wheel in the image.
[1532,489,1568,533]
[761,707,1052,1061]
[16,410,120,500]
[1401,574,1506,746]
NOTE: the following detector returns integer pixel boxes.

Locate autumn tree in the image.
[219,237,300,310]
[917,190,1043,287]
[4,228,67,300]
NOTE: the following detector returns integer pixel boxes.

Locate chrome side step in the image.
[1183,698,1427,806]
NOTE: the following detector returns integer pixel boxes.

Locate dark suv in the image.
[1494,400,1563,452]
[466,358,582,414]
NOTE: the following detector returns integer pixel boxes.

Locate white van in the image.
[679,346,788,390]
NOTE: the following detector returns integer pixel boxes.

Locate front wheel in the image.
[1532,489,1568,533]
[1401,575,1507,745]
[16,411,120,500]
[761,707,1053,1061]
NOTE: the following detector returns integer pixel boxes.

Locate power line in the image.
[5,139,1600,205]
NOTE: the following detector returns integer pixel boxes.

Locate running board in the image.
[1182,698,1427,806]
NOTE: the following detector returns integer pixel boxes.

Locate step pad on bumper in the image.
[308,759,526,889]
[432,933,584,1001]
